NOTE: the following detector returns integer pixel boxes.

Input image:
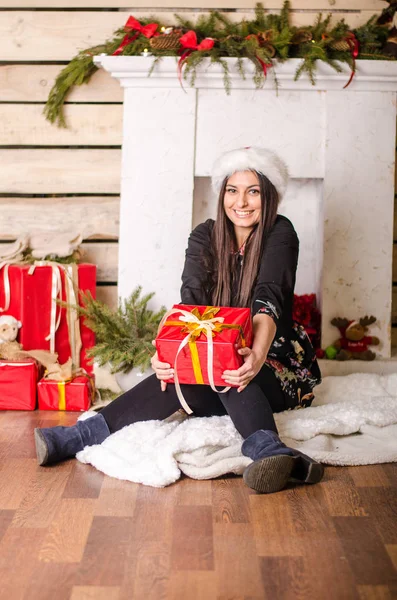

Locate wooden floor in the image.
[0,411,396,600]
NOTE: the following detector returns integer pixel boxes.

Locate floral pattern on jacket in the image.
[263,322,321,410]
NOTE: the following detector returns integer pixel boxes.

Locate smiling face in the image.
[223,170,262,243]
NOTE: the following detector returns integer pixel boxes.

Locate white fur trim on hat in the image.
[0,315,22,328]
[211,146,289,201]
[346,320,359,332]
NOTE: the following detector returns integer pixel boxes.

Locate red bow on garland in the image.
[246,34,273,77]
[342,32,360,89]
[113,16,159,56]
[177,30,215,87]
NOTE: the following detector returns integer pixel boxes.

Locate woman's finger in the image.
[152,359,172,370]
[155,368,174,379]
[157,370,174,378]
[161,381,167,392]
[237,382,250,392]
[223,364,253,379]
[237,347,251,356]
[223,365,250,377]
[223,370,254,385]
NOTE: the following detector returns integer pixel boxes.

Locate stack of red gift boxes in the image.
[0,263,96,412]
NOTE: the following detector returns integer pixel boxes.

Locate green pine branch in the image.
[59,286,166,373]
[44,1,397,128]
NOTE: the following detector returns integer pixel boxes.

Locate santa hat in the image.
[345,320,359,332]
[0,315,22,328]
[211,146,290,201]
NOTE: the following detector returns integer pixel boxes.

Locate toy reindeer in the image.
[330,316,380,361]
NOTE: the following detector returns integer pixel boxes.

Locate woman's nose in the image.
[235,193,248,207]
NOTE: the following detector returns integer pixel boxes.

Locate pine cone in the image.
[329,39,351,52]
[150,33,181,51]
[260,29,274,42]
[290,30,313,44]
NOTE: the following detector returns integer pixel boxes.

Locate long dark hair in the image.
[210,171,279,307]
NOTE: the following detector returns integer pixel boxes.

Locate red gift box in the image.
[0,263,96,373]
[0,359,39,410]
[38,375,94,411]
[156,305,252,389]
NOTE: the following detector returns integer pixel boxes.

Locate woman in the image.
[34,147,323,494]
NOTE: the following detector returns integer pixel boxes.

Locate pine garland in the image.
[45,1,397,127]
[63,286,166,374]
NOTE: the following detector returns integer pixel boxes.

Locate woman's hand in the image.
[151,341,174,392]
[222,347,265,393]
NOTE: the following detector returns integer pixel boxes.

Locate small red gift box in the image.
[156,305,252,388]
[0,359,39,410]
[38,375,95,412]
[0,263,96,373]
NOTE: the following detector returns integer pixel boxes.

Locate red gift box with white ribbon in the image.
[0,263,96,373]
[156,304,252,414]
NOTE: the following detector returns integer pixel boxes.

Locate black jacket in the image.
[180,215,299,336]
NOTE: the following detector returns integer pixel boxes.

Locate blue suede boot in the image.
[242,429,324,494]
[34,413,110,466]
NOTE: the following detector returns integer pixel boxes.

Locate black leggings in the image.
[100,364,287,440]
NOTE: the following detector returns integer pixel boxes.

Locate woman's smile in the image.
[233,209,255,218]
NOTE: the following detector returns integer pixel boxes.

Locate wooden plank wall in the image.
[0,0,395,348]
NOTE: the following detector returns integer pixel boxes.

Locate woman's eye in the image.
[249,189,260,195]
[226,188,236,193]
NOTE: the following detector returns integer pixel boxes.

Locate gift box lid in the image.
[157,304,252,346]
[0,358,37,367]
[38,374,95,386]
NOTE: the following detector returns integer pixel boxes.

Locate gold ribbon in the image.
[158,306,246,414]
[57,381,67,410]
[54,376,95,410]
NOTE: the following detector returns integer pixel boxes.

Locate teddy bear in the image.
[0,315,22,344]
[0,314,59,368]
[330,316,380,360]
[0,315,25,360]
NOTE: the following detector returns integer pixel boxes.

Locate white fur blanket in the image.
[77,373,397,488]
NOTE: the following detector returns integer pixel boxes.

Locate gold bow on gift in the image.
[43,357,95,410]
[159,306,246,414]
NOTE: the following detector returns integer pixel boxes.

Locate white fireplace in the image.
[95,56,397,365]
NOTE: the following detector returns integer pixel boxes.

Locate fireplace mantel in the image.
[95,56,397,361]
[94,56,397,91]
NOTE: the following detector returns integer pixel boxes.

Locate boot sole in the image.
[243,455,297,494]
[34,429,49,466]
[290,455,325,484]
[302,460,324,484]
[305,463,324,483]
